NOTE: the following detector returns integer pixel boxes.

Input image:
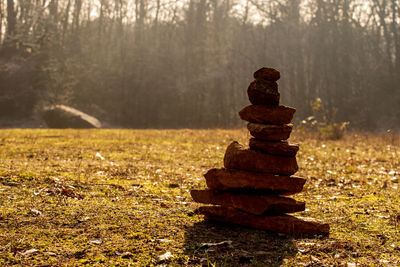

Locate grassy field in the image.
[0,129,399,266]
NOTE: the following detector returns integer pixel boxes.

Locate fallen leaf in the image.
[2,182,19,187]
[156,239,173,243]
[310,255,320,263]
[200,240,233,251]
[88,239,102,245]
[20,248,38,257]
[116,251,133,258]
[78,216,90,222]
[160,202,169,208]
[297,248,310,254]
[95,152,105,160]
[29,209,42,216]
[60,186,85,199]
[157,251,173,263]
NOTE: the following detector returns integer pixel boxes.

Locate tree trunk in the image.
[4,0,17,49]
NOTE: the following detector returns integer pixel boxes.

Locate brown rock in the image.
[224,142,298,175]
[197,206,330,235]
[253,67,280,82]
[249,138,299,157]
[247,123,292,141]
[43,105,102,129]
[239,105,296,125]
[247,80,280,106]
[204,168,305,195]
[191,190,305,215]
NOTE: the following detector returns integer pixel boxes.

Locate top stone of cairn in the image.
[254,67,280,82]
[248,67,281,106]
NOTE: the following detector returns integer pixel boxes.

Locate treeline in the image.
[0,0,399,129]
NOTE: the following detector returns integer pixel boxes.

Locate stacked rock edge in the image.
[224,141,298,175]
[197,206,330,235]
[249,138,299,157]
[247,123,293,141]
[204,168,305,195]
[239,105,296,125]
[191,189,305,215]
[247,80,280,106]
[253,67,280,82]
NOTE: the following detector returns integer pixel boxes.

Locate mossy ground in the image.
[0,129,399,266]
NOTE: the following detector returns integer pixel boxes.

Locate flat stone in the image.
[247,123,292,141]
[249,138,299,157]
[224,142,298,175]
[197,206,330,235]
[204,168,305,195]
[253,67,280,81]
[239,105,296,125]
[191,190,305,215]
[247,80,280,106]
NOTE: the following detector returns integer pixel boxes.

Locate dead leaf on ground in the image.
[61,186,85,199]
[78,216,90,222]
[155,239,173,243]
[200,240,233,252]
[116,251,133,258]
[168,183,180,188]
[29,209,42,216]
[160,202,169,208]
[44,251,57,256]
[95,152,105,160]
[88,239,102,245]
[19,248,38,257]
[2,181,19,187]
[310,255,320,263]
[157,251,173,263]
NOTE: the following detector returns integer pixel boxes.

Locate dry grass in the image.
[0,129,399,266]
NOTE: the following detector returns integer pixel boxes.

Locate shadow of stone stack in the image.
[191,67,329,235]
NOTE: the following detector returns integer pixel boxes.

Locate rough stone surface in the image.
[247,80,280,106]
[191,189,305,215]
[249,138,299,157]
[239,105,296,125]
[247,123,292,141]
[197,206,330,235]
[43,105,102,129]
[204,168,305,195]
[253,67,280,82]
[224,141,298,175]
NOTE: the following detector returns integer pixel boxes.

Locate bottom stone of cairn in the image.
[197,206,330,235]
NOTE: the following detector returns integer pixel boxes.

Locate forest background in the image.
[0,0,399,130]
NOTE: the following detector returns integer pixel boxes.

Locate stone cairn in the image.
[191,67,329,235]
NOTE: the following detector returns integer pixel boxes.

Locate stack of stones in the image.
[191,67,329,235]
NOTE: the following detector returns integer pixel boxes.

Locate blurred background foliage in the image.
[0,0,399,129]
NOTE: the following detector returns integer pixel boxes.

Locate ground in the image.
[0,129,399,266]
